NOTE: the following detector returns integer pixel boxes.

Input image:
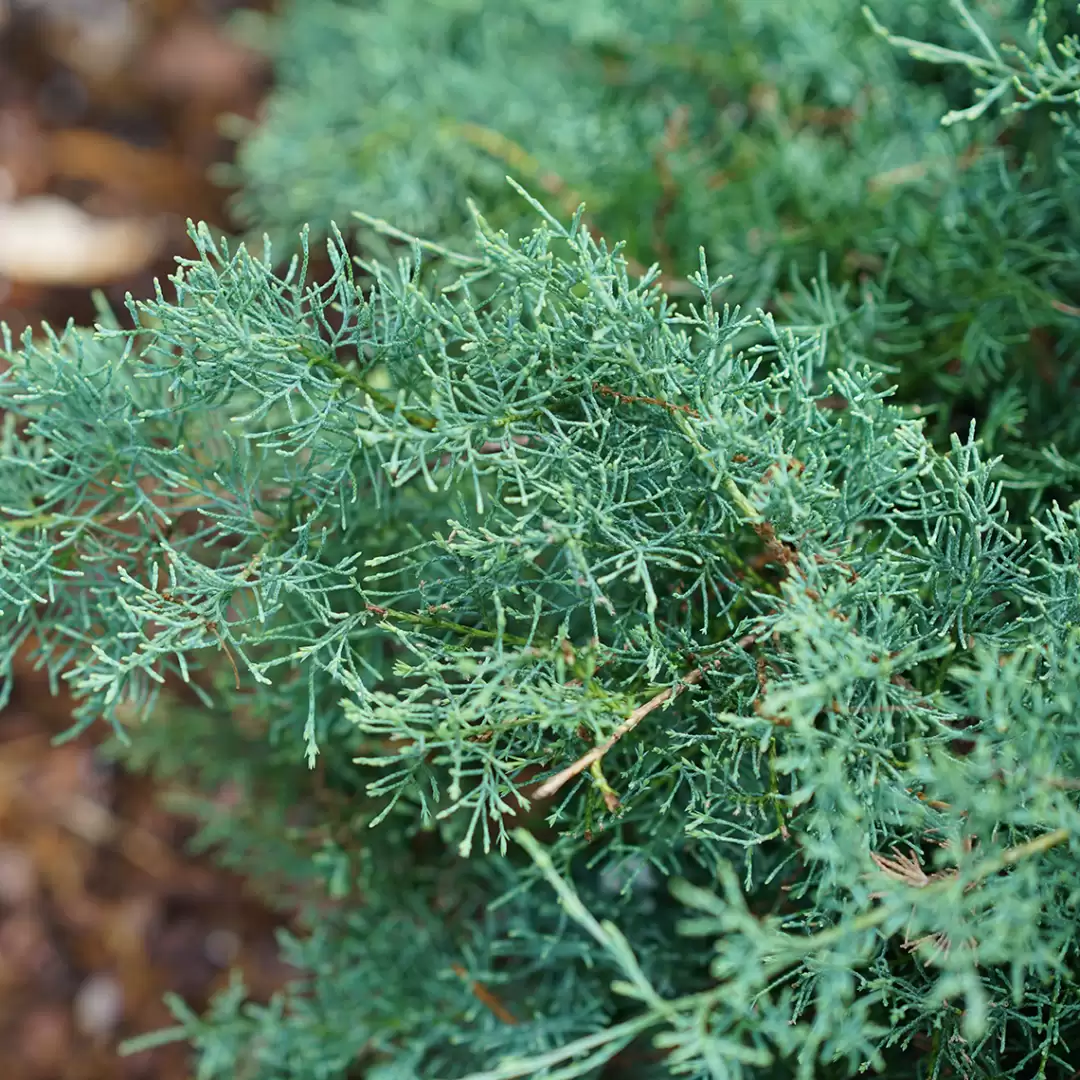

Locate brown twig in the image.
[451,965,518,1025]
[593,382,700,418]
[867,138,985,193]
[532,667,707,801]
[158,590,241,690]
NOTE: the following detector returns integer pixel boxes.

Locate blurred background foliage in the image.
[231,0,1080,510]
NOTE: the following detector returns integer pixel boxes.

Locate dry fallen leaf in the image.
[137,19,265,103]
[0,195,164,285]
[48,128,198,210]
[0,107,51,200]
[73,972,124,1040]
[26,0,141,81]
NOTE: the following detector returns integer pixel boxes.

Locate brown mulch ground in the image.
[0,3,297,1077]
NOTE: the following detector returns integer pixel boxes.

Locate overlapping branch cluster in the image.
[1,1,1080,1078]
[234,0,1080,499]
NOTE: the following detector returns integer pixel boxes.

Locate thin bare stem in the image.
[532,668,705,801]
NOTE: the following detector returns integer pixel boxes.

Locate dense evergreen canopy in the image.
[2,2,1080,1077]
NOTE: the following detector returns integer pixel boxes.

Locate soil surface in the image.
[0,3,296,1077]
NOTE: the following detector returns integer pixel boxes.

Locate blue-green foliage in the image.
[231,0,1080,506]
[2,1,1080,1078]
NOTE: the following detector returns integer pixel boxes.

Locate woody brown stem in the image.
[532,667,706,801]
